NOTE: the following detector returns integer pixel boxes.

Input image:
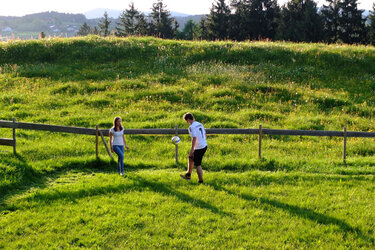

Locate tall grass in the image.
[0,36,375,248]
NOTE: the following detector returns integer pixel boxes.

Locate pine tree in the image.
[321,0,341,43]
[91,26,100,35]
[369,3,375,44]
[322,0,366,44]
[230,0,280,41]
[149,0,175,38]
[339,0,366,44]
[77,22,91,36]
[207,0,231,40]
[136,13,149,36]
[229,0,248,40]
[197,17,209,40]
[115,3,141,37]
[182,19,197,40]
[98,11,112,37]
[277,0,323,42]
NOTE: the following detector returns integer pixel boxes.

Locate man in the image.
[180,112,207,184]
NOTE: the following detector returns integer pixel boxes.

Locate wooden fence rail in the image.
[1,119,375,163]
[2,120,375,137]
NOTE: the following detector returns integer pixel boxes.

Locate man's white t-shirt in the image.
[188,121,207,150]
[109,127,124,146]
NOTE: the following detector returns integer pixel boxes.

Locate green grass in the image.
[1,36,375,248]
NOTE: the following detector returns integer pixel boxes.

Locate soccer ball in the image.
[171,136,181,145]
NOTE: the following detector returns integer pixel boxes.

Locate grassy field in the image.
[1,36,375,248]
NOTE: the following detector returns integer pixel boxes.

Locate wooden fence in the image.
[1,119,375,164]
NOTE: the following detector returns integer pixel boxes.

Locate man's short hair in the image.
[183,112,194,121]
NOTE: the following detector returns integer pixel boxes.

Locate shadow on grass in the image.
[208,182,374,245]
[2,173,230,218]
[128,175,231,217]
[0,154,42,197]
[0,156,166,209]
[1,156,228,217]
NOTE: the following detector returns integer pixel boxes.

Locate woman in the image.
[109,117,129,176]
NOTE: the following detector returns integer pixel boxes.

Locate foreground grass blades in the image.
[1,36,375,248]
[1,167,374,248]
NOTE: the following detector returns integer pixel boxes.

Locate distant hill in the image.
[0,11,205,40]
[0,11,89,39]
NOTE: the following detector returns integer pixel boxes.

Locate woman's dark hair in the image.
[183,112,194,121]
[113,117,123,131]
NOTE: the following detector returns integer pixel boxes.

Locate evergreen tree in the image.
[136,13,149,36]
[174,20,180,37]
[321,0,341,43]
[277,0,324,42]
[229,0,248,40]
[230,0,280,41]
[115,3,141,37]
[39,31,46,39]
[369,3,375,44]
[207,0,231,40]
[91,26,100,35]
[339,0,366,44]
[77,22,91,36]
[149,0,176,38]
[182,19,197,40]
[98,11,112,37]
[196,17,209,40]
[322,0,366,44]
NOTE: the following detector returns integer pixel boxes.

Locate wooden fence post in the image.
[343,126,347,164]
[258,124,262,159]
[96,125,99,159]
[12,118,16,154]
[175,125,179,164]
[99,129,113,159]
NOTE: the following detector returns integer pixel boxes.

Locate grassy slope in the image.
[0,36,375,248]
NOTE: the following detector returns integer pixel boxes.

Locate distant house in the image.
[2,27,13,32]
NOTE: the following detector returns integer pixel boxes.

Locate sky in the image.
[0,0,373,17]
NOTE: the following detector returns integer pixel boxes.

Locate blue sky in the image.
[0,0,373,17]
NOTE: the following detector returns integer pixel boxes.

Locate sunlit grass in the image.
[0,36,375,248]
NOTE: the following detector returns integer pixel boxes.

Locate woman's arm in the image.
[123,134,129,150]
[109,132,114,152]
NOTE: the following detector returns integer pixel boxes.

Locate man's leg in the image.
[188,156,194,174]
[180,155,194,180]
[196,165,203,182]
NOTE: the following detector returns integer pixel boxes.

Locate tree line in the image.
[77,0,375,45]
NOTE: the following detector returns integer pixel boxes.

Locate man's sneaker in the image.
[120,172,124,176]
[198,180,204,184]
[180,173,191,181]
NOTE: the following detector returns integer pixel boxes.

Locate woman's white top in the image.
[110,127,124,146]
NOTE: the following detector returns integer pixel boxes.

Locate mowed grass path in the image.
[0,36,375,248]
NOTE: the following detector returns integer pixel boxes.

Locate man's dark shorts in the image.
[191,146,207,166]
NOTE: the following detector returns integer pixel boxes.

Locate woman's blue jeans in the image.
[113,145,124,173]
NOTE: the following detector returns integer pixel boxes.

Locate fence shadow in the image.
[1,161,230,218]
[0,156,133,211]
[208,181,374,244]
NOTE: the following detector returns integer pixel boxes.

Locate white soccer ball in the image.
[171,136,181,145]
